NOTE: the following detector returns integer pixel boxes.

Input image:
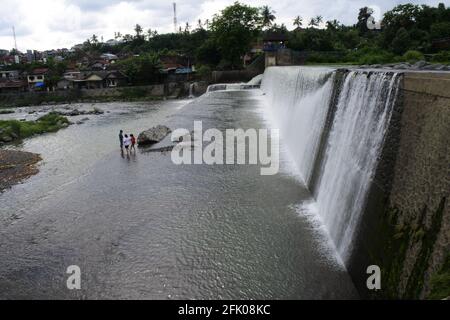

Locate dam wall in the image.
[261,67,449,299]
[352,72,450,299]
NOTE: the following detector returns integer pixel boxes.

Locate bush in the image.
[402,50,425,62]
[357,52,396,65]
[306,52,343,64]
[431,51,450,63]
[196,65,212,80]
[0,113,69,142]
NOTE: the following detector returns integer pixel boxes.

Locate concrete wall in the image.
[349,72,450,299]
[211,69,260,84]
[0,82,190,107]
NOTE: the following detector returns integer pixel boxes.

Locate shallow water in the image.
[0,95,358,299]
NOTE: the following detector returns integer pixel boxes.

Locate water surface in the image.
[0,95,358,299]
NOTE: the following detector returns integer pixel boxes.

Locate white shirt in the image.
[124,137,132,147]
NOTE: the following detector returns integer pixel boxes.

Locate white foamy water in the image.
[261,66,335,185]
[261,66,401,264]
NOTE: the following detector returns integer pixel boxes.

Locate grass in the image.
[428,254,450,300]
[0,112,70,142]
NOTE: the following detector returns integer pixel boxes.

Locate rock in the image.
[371,64,382,68]
[10,132,18,139]
[1,135,13,143]
[424,64,446,71]
[91,107,104,115]
[138,125,172,146]
[413,60,428,69]
[76,118,89,125]
[394,63,409,70]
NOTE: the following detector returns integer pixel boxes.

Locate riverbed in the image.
[0,95,358,299]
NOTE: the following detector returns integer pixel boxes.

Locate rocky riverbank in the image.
[0,150,41,192]
[0,113,70,146]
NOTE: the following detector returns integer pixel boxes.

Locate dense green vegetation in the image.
[0,113,70,143]
[428,254,450,299]
[1,2,448,78]
[69,1,450,70]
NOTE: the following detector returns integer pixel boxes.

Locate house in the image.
[0,55,16,66]
[59,70,128,90]
[0,70,20,80]
[0,79,27,93]
[100,53,119,64]
[81,71,127,89]
[88,60,108,71]
[263,33,288,52]
[263,33,289,67]
[63,71,82,80]
[27,68,49,90]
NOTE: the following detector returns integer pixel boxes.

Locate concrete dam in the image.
[260,66,449,299]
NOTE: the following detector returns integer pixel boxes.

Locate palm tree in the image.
[91,34,98,44]
[205,19,210,30]
[261,5,276,29]
[308,16,323,28]
[147,29,154,40]
[185,22,191,33]
[293,16,303,29]
[197,19,203,30]
[315,15,323,25]
[134,24,143,38]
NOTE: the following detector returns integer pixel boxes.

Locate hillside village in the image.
[0,43,197,94]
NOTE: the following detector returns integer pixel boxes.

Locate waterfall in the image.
[189,83,195,98]
[261,66,335,185]
[261,67,401,263]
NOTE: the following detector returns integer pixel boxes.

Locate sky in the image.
[0,0,445,51]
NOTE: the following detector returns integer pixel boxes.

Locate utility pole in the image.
[173,3,178,33]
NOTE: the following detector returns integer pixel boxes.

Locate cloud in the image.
[0,0,444,51]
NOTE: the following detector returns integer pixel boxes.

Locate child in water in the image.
[130,134,136,152]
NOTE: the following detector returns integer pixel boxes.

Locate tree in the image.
[91,34,98,44]
[293,16,303,29]
[197,19,203,30]
[391,27,411,54]
[261,5,276,29]
[116,53,162,85]
[308,16,323,28]
[326,20,341,31]
[356,7,372,34]
[134,24,143,38]
[185,22,191,34]
[210,2,262,69]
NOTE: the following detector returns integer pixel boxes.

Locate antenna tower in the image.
[173,3,178,32]
[12,26,18,51]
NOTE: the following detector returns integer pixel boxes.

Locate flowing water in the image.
[0,96,358,299]
[261,67,401,263]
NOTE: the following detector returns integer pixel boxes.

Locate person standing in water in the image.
[123,134,132,153]
[119,130,124,150]
[130,134,136,152]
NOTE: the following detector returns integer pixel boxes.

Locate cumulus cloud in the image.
[0,0,444,51]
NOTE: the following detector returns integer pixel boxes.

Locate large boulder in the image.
[138,125,172,146]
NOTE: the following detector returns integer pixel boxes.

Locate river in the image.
[0,93,358,299]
